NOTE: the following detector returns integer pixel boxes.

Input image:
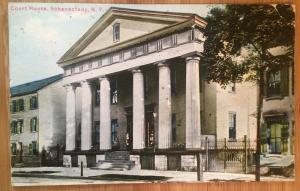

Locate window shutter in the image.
[29,144,32,155]
[10,122,13,134]
[280,66,289,97]
[36,118,39,132]
[30,97,32,109]
[30,118,33,132]
[17,122,20,134]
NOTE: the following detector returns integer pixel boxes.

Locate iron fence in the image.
[201,136,256,174]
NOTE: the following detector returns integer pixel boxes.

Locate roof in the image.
[57,7,207,66]
[10,74,63,97]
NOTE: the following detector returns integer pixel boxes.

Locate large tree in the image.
[202,4,295,181]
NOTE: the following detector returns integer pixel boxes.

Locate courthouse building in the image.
[58,7,258,170]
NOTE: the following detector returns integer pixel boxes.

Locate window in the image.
[18,119,24,133]
[228,112,236,140]
[10,121,16,134]
[111,119,118,144]
[171,68,177,95]
[113,23,120,42]
[30,117,38,132]
[19,99,24,111]
[11,119,23,134]
[11,99,25,113]
[228,83,236,93]
[172,113,176,144]
[11,100,17,113]
[11,143,17,155]
[29,141,38,155]
[110,80,118,104]
[30,96,38,110]
[267,69,281,97]
[266,66,289,98]
[95,84,100,106]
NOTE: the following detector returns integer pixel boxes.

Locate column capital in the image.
[156,61,168,68]
[130,67,142,74]
[185,55,201,62]
[154,60,169,68]
[64,83,76,91]
[80,80,93,86]
[98,75,108,81]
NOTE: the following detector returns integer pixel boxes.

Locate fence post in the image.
[205,137,209,172]
[196,152,203,181]
[56,144,60,167]
[224,138,227,173]
[81,161,83,177]
[244,135,248,174]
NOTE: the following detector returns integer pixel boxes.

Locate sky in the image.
[8,3,215,86]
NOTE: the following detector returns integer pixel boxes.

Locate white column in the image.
[99,76,111,150]
[65,84,76,151]
[80,80,93,151]
[185,56,201,148]
[132,68,145,150]
[158,62,172,149]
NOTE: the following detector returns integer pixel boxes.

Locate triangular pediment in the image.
[58,7,196,64]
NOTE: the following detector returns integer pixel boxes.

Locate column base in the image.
[130,155,141,169]
[181,155,197,171]
[155,155,167,170]
[78,155,87,167]
[63,155,72,167]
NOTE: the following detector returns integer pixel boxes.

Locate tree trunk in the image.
[255,70,264,181]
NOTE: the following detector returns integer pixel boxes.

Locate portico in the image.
[59,7,207,170]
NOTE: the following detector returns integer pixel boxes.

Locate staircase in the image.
[93,151,135,171]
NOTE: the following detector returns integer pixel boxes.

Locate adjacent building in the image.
[261,46,295,155]
[10,74,66,167]
[58,7,258,170]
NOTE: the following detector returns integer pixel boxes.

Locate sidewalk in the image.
[12,167,294,186]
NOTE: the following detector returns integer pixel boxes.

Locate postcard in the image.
[8,3,295,186]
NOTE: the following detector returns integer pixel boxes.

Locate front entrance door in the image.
[125,104,156,150]
[145,112,155,148]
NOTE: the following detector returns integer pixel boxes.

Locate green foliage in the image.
[203,4,295,86]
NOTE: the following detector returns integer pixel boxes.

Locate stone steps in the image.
[94,151,134,170]
[93,160,135,170]
[105,151,130,161]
